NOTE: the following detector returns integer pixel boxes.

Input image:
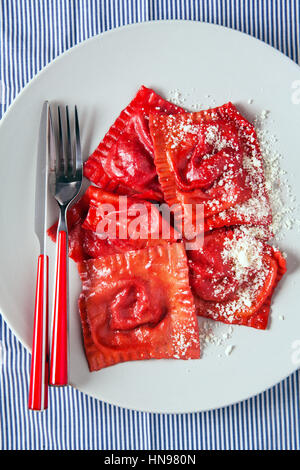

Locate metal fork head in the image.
[49,105,82,207]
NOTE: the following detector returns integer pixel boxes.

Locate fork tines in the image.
[49,105,82,184]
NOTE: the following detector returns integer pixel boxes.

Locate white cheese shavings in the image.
[198,318,235,357]
[168,89,186,106]
[221,228,264,283]
[255,112,300,241]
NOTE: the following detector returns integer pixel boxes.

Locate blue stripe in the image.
[0,0,300,450]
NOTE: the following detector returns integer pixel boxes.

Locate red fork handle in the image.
[49,230,68,386]
[28,254,49,410]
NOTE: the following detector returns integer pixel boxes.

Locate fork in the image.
[49,105,82,386]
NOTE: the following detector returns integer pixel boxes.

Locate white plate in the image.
[0,21,300,413]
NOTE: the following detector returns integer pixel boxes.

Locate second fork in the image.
[49,105,82,386]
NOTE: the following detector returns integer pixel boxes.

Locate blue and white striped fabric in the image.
[0,0,299,450]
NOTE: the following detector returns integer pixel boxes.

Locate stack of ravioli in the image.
[48,86,286,371]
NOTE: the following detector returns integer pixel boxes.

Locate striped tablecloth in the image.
[0,0,299,450]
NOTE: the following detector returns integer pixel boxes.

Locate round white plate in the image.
[0,21,300,413]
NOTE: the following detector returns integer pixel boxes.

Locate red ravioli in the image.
[47,185,178,262]
[84,86,185,200]
[149,102,272,234]
[188,227,286,329]
[149,105,252,229]
[201,103,272,231]
[78,243,200,371]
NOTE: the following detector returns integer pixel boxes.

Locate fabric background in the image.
[0,0,299,450]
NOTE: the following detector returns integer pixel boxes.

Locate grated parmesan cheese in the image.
[221,228,264,283]
[198,318,235,356]
[255,112,300,240]
[168,88,186,106]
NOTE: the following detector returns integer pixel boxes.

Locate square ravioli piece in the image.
[78,243,200,371]
[84,85,184,201]
[149,102,271,233]
[188,227,286,329]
